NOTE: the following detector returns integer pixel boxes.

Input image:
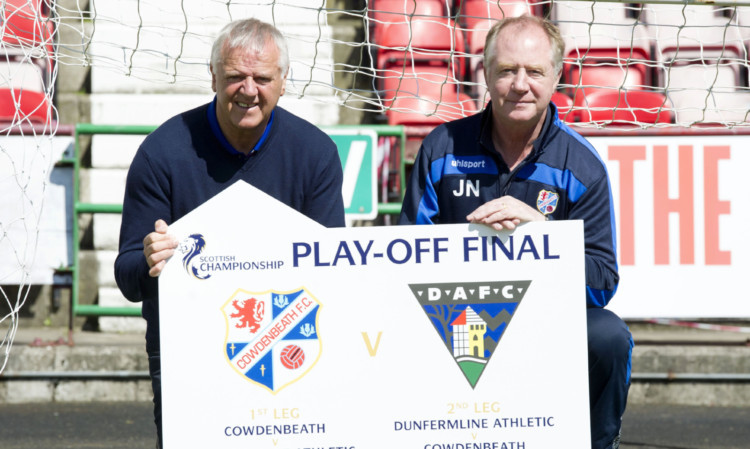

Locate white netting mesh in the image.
[6,0,747,127]
[1,0,61,373]
[2,0,750,370]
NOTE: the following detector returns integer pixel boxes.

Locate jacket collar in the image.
[478,101,559,159]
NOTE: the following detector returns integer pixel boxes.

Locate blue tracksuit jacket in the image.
[399,103,619,308]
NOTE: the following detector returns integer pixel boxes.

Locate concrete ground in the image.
[0,401,749,449]
[2,322,749,448]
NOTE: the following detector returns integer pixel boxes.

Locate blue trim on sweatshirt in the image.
[516,162,587,202]
[207,96,275,156]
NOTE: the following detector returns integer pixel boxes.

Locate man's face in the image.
[485,24,559,128]
[211,40,287,143]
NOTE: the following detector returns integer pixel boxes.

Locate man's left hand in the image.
[466,196,546,230]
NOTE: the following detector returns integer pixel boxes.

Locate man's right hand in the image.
[143,219,178,277]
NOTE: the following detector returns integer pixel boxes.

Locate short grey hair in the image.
[210,18,289,75]
[483,15,565,78]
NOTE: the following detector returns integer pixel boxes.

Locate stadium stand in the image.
[387,93,478,160]
[0,87,51,124]
[1,0,55,124]
[462,2,532,107]
[1,0,55,73]
[0,60,46,92]
[381,64,462,106]
[576,89,672,125]
[642,5,748,124]
[551,91,576,123]
[375,15,466,82]
[663,64,750,124]
[458,0,536,31]
[368,0,449,64]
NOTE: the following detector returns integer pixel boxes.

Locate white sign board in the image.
[588,135,750,318]
[159,181,589,449]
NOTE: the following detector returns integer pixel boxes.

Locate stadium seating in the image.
[380,64,462,107]
[0,87,52,124]
[1,0,55,58]
[375,15,467,82]
[565,48,651,107]
[458,0,534,31]
[387,93,478,160]
[576,89,672,125]
[551,91,576,123]
[0,60,46,92]
[642,4,746,83]
[736,7,750,40]
[663,64,749,124]
[2,0,55,85]
[369,0,448,49]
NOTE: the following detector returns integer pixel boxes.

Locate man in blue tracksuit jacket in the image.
[399,16,632,449]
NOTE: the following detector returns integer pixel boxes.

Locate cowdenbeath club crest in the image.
[537,189,559,216]
[222,288,321,393]
[409,281,530,388]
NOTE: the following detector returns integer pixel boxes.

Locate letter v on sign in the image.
[408,281,531,388]
[361,331,383,356]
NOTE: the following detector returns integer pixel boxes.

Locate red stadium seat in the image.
[1,0,55,57]
[381,64,461,106]
[0,88,52,124]
[369,0,448,47]
[565,48,651,107]
[551,91,576,123]
[376,16,467,80]
[2,0,55,86]
[577,90,672,125]
[387,92,478,160]
[387,91,478,126]
[459,0,533,31]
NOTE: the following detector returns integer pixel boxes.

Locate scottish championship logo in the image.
[178,233,210,280]
[222,288,322,393]
[409,281,530,388]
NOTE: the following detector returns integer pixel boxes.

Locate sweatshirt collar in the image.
[479,101,558,158]
[207,96,275,157]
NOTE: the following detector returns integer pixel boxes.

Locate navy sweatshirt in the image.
[399,103,619,308]
[115,101,345,351]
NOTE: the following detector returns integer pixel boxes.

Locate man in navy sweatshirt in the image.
[114,18,345,447]
[399,16,632,449]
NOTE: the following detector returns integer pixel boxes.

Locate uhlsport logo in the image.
[537,189,559,216]
[409,281,530,388]
[178,233,210,280]
[222,288,321,393]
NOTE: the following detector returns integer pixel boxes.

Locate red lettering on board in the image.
[653,145,695,265]
[704,146,731,265]
[609,146,646,266]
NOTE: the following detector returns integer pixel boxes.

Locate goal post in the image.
[2,0,750,371]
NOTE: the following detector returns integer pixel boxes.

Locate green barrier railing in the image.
[71,123,406,319]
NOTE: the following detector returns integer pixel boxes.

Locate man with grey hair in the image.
[115,18,344,447]
[400,15,631,449]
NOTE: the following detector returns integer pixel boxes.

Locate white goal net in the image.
[2,0,750,370]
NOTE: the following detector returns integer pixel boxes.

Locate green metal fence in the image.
[71,123,406,319]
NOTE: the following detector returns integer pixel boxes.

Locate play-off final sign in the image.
[159,181,590,448]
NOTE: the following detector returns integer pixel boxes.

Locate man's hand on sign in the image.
[466,195,546,231]
[143,219,179,277]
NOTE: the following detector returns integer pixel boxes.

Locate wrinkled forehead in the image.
[219,41,281,71]
[492,23,555,68]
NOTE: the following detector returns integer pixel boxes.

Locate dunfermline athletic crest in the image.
[222,288,321,393]
[409,281,531,388]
